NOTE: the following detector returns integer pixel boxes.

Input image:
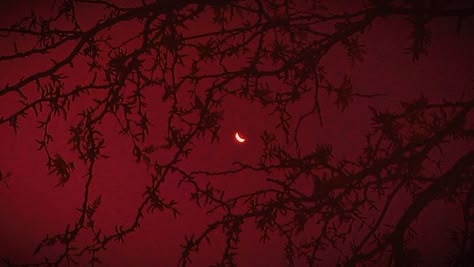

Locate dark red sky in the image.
[0,0,473,266]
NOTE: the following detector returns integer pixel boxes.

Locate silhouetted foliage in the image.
[0,0,473,266]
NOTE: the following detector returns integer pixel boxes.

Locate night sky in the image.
[0,0,473,266]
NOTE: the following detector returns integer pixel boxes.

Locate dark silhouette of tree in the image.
[0,0,473,266]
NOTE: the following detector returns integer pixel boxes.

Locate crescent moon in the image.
[235,132,246,143]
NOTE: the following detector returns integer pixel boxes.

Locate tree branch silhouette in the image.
[0,0,473,266]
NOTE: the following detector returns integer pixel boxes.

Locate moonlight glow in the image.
[235,132,246,143]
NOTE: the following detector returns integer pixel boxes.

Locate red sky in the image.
[0,0,473,266]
